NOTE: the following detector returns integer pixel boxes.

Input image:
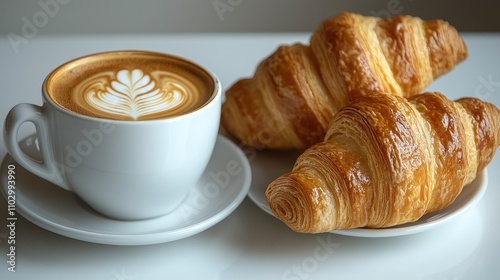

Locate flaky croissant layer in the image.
[266,92,500,233]
[221,12,468,150]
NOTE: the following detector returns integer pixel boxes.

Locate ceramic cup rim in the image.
[41,50,221,125]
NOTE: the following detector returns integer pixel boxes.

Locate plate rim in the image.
[0,134,252,245]
[248,165,488,238]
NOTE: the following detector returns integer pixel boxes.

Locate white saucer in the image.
[0,134,252,245]
[247,149,488,238]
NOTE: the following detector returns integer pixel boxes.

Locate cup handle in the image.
[3,103,70,190]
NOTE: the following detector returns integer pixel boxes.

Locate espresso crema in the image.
[45,51,215,121]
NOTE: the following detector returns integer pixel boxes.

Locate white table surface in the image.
[0,33,499,280]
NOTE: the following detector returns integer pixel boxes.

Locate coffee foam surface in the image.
[46,52,214,121]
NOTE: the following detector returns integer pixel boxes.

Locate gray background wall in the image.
[1,0,500,37]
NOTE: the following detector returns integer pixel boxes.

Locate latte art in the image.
[45,51,214,121]
[82,69,187,120]
[70,68,209,120]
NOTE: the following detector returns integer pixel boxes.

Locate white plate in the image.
[0,134,252,245]
[247,149,488,237]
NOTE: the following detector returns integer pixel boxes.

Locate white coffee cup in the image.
[3,50,221,220]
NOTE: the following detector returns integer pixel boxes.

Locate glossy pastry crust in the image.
[265,92,500,233]
[221,12,468,150]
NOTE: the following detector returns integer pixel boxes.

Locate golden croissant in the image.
[266,92,500,233]
[221,12,468,149]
